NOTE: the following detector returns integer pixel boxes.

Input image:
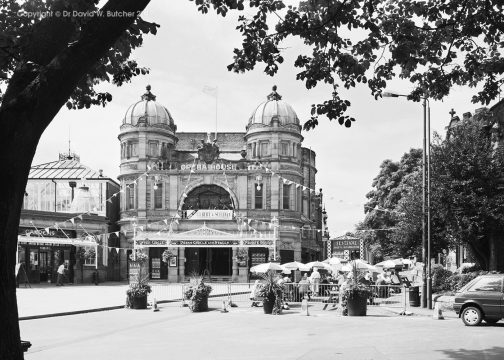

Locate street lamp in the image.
[383,91,432,309]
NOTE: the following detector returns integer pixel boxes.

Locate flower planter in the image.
[262,298,275,314]
[347,292,367,316]
[189,296,209,312]
[129,295,148,309]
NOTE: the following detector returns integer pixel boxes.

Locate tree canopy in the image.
[0,1,157,358]
[360,109,504,270]
[430,111,504,271]
[194,0,504,129]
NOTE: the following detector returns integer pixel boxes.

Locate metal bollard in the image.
[432,298,444,320]
[399,285,412,316]
[152,297,159,312]
[301,295,310,316]
[221,300,228,313]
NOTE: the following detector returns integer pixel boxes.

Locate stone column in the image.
[232,247,238,282]
[167,247,179,283]
[178,247,185,282]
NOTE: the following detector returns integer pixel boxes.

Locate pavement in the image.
[16,281,457,320]
[19,298,504,360]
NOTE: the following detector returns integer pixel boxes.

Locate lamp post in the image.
[382,91,432,309]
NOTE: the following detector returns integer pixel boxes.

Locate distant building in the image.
[445,101,504,269]
[18,154,120,284]
[118,86,326,282]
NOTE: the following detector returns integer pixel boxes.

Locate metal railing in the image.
[147,282,418,312]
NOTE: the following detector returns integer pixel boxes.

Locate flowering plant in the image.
[162,249,175,263]
[268,251,281,263]
[126,273,152,298]
[129,250,148,264]
[184,273,212,312]
[234,248,249,265]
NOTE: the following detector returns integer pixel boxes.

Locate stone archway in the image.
[179,180,239,210]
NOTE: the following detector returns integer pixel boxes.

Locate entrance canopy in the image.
[18,235,97,247]
[133,223,276,248]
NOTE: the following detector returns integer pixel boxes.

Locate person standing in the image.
[56,263,65,286]
[309,267,321,294]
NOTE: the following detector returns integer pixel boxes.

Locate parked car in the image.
[453,274,503,326]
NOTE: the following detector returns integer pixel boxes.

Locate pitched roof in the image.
[29,159,110,181]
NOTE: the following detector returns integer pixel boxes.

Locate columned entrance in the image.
[134,222,278,282]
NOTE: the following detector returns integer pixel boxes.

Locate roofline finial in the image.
[267,85,282,101]
[141,85,156,101]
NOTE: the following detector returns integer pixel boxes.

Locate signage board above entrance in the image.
[332,239,360,250]
[187,210,233,220]
[180,162,236,171]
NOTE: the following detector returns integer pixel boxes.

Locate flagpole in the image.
[215,87,218,140]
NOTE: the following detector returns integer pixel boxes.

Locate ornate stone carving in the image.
[197,133,220,164]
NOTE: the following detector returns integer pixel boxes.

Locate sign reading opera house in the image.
[118,85,326,282]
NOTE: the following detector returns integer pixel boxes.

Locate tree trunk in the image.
[488,231,504,272]
[0,111,41,359]
[0,1,151,357]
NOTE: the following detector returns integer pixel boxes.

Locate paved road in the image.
[20,302,504,360]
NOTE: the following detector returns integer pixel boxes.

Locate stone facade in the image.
[118,86,325,282]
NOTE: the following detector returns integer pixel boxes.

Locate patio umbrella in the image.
[323,257,343,265]
[402,259,413,265]
[280,265,292,274]
[351,259,377,271]
[249,262,283,273]
[375,260,396,269]
[282,261,308,270]
[393,258,404,266]
[305,261,327,269]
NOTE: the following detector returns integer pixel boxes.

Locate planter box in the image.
[347,293,368,316]
[189,296,209,312]
[263,298,275,314]
[129,295,148,309]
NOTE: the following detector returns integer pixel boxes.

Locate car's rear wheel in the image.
[461,306,482,326]
[484,318,500,324]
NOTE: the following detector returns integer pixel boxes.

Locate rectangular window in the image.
[292,143,297,157]
[84,247,96,266]
[260,142,270,157]
[154,183,163,209]
[283,184,291,210]
[252,142,257,158]
[280,142,289,156]
[131,142,138,157]
[149,141,159,157]
[255,183,263,209]
[126,184,135,210]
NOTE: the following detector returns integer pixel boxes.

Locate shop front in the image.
[17,228,97,284]
[134,223,277,282]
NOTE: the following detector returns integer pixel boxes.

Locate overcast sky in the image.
[32,1,494,237]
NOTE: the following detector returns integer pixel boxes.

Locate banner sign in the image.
[135,239,275,248]
[188,210,233,220]
[242,240,274,246]
[18,227,76,239]
[331,239,360,250]
[135,239,168,247]
[180,162,236,171]
[169,239,240,247]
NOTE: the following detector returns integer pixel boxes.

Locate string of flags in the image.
[37,167,155,239]
[258,162,322,196]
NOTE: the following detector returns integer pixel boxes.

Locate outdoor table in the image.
[322,286,339,310]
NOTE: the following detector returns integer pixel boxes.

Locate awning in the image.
[17,235,97,247]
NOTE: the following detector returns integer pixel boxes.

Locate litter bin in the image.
[92,270,99,285]
[409,286,420,307]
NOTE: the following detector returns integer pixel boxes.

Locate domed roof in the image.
[123,85,176,129]
[247,86,300,129]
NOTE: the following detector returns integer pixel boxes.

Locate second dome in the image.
[247,86,300,129]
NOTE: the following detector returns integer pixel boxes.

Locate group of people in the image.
[249,266,404,308]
